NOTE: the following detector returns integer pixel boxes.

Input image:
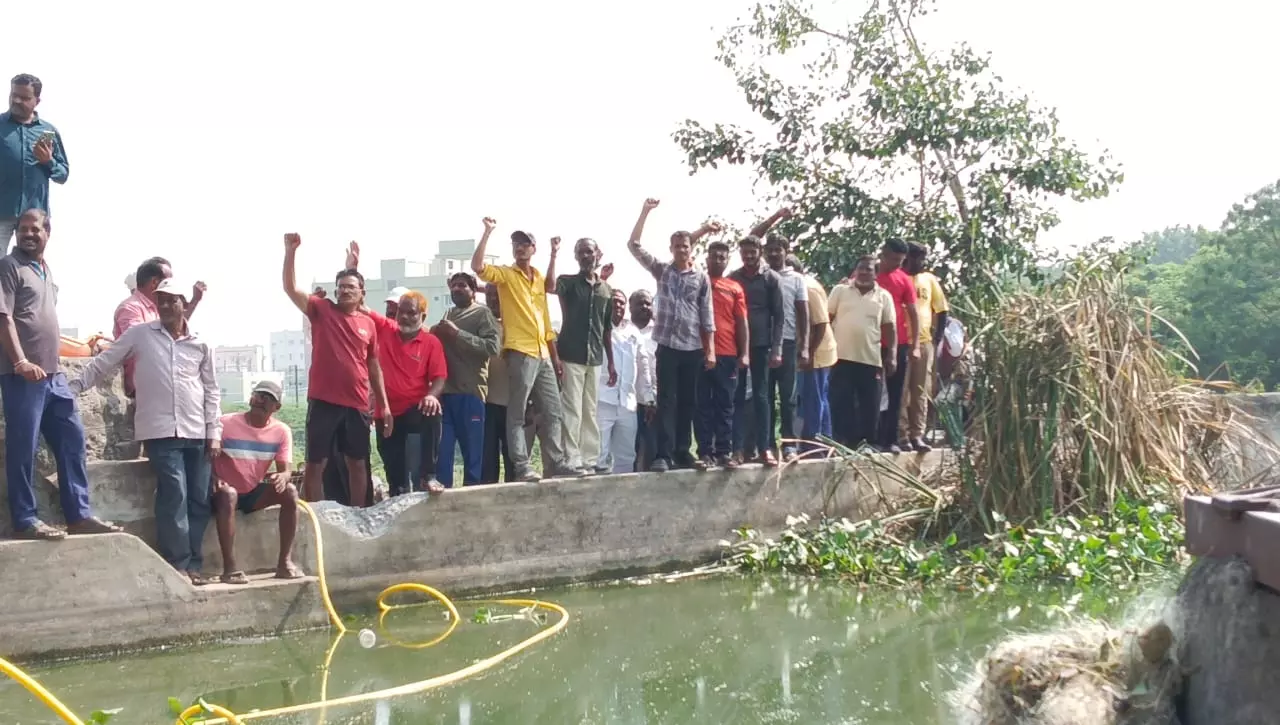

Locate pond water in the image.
[3,575,1156,724]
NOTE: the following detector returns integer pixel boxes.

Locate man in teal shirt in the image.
[1,75,69,248]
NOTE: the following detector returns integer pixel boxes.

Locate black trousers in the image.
[879,344,911,446]
[482,402,513,483]
[376,408,441,496]
[695,356,738,459]
[768,339,798,452]
[831,360,881,448]
[734,345,771,456]
[655,344,702,465]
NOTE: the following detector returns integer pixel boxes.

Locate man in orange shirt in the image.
[695,240,749,468]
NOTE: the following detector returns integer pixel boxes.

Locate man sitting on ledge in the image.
[210,379,303,584]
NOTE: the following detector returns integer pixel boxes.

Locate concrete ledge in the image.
[2,451,943,659]
[0,533,326,661]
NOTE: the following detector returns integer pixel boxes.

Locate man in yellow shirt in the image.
[899,242,949,453]
[788,256,838,449]
[471,217,569,482]
[826,255,896,448]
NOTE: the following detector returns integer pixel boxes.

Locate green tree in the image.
[1130,180,1280,388]
[1132,225,1212,266]
[673,0,1122,303]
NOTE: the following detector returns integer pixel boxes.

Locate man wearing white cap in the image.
[210,379,303,584]
[70,276,222,585]
[384,285,410,319]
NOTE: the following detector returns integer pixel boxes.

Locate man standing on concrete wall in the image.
[472,217,569,482]
[626,199,716,473]
[827,255,897,448]
[367,291,447,494]
[0,75,68,249]
[281,233,391,507]
[547,236,615,476]
[898,242,948,453]
[695,240,748,469]
[481,284,515,483]
[433,272,499,487]
[597,289,646,474]
[729,235,784,467]
[629,289,657,472]
[71,277,219,584]
[112,257,206,397]
[0,210,119,540]
[876,239,919,454]
[791,256,837,449]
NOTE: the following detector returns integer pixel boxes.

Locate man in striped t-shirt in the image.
[210,380,303,584]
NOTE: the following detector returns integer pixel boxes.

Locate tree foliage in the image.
[1130,180,1280,389]
[674,0,1123,304]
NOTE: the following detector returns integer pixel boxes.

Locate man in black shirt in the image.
[728,236,784,467]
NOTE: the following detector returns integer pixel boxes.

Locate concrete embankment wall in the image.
[0,452,944,660]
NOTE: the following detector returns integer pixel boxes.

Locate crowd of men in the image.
[0,72,962,589]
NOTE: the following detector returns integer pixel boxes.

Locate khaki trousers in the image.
[898,341,934,441]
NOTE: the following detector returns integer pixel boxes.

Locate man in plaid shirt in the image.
[626,198,716,473]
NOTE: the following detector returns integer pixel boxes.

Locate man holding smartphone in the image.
[0,75,69,249]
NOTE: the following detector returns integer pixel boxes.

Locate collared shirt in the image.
[876,268,917,348]
[0,249,58,374]
[555,273,614,366]
[0,111,69,218]
[777,268,808,341]
[827,283,896,367]
[729,265,783,353]
[912,271,949,344]
[307,295,378,411]
[112,289,159,396]
[710,276,747,357]
[598,319,645,412]
[478,264,556,359]
[369,312,448,418]
[70,320,221,441]
[441,303,500,399]
[803,275,838,369]
[634,321,656,406]
[631,250,714,352]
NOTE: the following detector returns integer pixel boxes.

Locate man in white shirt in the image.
[628,290,657,471]
[595,290,647,474]
[70,277,221,585]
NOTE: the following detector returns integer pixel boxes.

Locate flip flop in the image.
[275,564,305,580]
[220,571,249,585]
[188,571,213,586]
[14,520,66,541]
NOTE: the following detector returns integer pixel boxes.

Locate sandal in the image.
[188,571,213,586]
[275,563,305,580]
[14,520,67,541]
[66,517,123,535]
[220,571,249,585]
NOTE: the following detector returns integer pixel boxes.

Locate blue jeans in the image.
[695,356,738,459]
[146,437,211,572]
[438,393,485,487]
[797,367,832,448]
[1,373,92,530]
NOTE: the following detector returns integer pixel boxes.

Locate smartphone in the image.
[37,131,55,145]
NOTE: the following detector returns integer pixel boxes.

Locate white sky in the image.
[8,0,1279,351]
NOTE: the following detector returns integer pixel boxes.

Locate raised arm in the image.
[471,217,496,275]
[749,207,792,239]
[545,236,561,294]
[282,234,310,314]
[688,220,724,245]
[627,198,663,277]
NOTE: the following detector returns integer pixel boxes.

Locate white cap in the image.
[385,286,411,303]
[154,277,190,301]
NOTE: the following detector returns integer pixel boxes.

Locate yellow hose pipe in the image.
[0,656,84,725]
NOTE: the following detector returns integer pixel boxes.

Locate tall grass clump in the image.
[949,250,1270,532]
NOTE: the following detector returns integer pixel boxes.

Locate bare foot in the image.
[275,562,305,580]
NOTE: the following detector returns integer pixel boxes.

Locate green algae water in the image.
[2,575,1154,724]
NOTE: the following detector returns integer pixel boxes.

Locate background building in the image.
[269,329,310,403]
[213,344,263,373]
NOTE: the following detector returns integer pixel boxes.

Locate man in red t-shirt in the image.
[365,290,448,495]
[695,240,749,468]
[873,238,919,454]
[281,234,390,507]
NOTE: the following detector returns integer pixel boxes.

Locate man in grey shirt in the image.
[0,210,119,540]
[752,207,809,462]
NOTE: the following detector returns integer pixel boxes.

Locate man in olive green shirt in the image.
[431,273,500,485]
